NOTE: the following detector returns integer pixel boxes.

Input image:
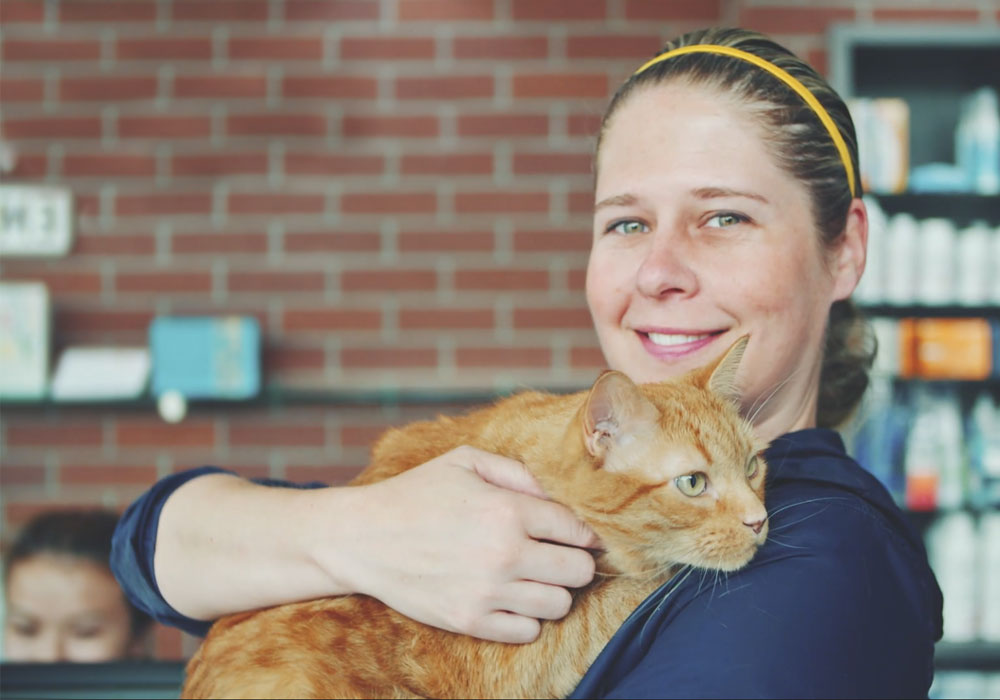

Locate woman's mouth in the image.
[637,329,726,359]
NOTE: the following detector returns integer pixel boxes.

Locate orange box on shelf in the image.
[913,318,993,380]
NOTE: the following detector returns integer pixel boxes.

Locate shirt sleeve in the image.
[110,466,328,637]
[590,498,937,699]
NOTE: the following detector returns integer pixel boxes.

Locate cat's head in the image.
[563,335,769,577]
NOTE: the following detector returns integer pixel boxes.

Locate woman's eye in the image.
[675,472,707,497]
[73,627,103,639]
[706,212,748,228]
[746,456,759,479]
[607,219,648,235]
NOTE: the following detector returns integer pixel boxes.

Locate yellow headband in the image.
[633,45,856,198]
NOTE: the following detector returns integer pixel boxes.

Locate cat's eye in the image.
[746,456,760,480]
[674,472,707,497]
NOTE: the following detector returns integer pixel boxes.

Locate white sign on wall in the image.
[0,184,74,257]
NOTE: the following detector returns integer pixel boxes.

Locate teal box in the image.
[149,316,260,399]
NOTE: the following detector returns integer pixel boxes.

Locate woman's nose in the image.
[635,230,699,299]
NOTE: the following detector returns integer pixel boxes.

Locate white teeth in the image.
[647,332,711,346]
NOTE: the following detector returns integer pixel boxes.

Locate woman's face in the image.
[587,82,864,441]
[4,554,140,663]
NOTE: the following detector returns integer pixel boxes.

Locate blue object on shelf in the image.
[149,316,260,400]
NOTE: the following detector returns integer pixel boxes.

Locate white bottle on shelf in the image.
[917,218,956,306]
[956,221,992,306]
[992,225,1000,304]
[925,511,979,642]
[884,212,919,306]
[979,511,1000,642]
[955,87,1000,195]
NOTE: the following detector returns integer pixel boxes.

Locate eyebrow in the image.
[594,187,769,214]
[593,193,637,213]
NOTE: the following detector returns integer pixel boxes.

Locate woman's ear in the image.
[830,197,869,302]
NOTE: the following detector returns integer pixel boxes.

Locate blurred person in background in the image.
[3,509,154,663]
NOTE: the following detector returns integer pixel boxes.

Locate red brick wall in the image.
[1,0,994,659]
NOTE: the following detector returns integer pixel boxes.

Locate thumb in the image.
[459,449,550,501]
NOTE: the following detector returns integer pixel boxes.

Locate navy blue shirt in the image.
[111,428,943,698]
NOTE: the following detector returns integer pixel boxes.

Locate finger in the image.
[492,580,573,621]
[470,611,541,644]
[519,497,601,549]
[514,540,596,589]
[455,447,549,500]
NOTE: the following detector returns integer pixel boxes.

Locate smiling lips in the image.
[637,329,727,358]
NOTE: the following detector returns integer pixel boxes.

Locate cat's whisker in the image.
[764,496,851,522]
[746,365,807,426]
[765,534,807,550]
[768,505,832,533]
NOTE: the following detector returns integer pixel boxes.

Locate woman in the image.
[4,510,154,662]
[112,28,942,697]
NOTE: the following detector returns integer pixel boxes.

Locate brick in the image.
[512,0,604,20]
[173,1,269,21]
[1,78,44,102]
[56,308,154,334]
[228,271,325,293]
[398,0,493,21]
[283,76,377,99]
[455,192,548,214]
[568,268,586,291]
[60,1,156,22]
[116,420,216,448]
[172,152,268,177]
[457,113,548,137]
[1,269,102,296]
[395,76,494,100]
[567,35,662,60]
[60,76,158,102]
[116,192,212,216]
[341,36,435,60]
[118,115,211,139]
[514,73,608,99]
[514,152,591,176]
[283,308,382,332]
[75,233,156,257]
[266,345,325,372]
[340,424,387,447]
[63,153,157,177]
[285,153,384,176]
[401,153,492,176]
[457,347,551,368]
[872,8,980,22]
[571,345,605,368]
[514,307,593,329]
[455,268,548,291]
[452,36,548,60]
[230,36,324,61]
[117,37,213,61]
[2,1,45,21]
[174,75,268,99]
[343,115,438,138]
[116,271,212,294]
[172,232,268,255]
[285,0,380,21]
[341,268,437,292]
[341,347,438,368]
[624,0,721,20]
[6,423,103,448]
[807,49,828,78]
[229,423,325,447]
[738,6,855,34]
[3,116,101,140]
[1,465,45,487]
[568,112,602,137]
[228,192,325,215]
[286,465,345,483]
[399,308,494,329]
[284,230,380,253]
[341,192,436,214]
[514,228,591,253]
[75,194,101,217]
[3,39,101,61]
[9,152,48,178]
[568,190,593,214]
[61,465,158,486]
[228,113,326,137]
[398,230,493,253]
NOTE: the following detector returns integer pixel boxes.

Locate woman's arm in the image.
[128,447,599,643]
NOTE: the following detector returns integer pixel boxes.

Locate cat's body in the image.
[182,338,768,699]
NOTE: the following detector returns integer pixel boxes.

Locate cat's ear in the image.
[583,370,659,459]
[703,334,749,402]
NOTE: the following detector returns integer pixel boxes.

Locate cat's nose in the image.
[744,518,765,535]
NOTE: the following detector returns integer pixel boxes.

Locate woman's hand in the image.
[320,446,600,643]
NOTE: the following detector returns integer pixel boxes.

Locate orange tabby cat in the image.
[182,336,768,699]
